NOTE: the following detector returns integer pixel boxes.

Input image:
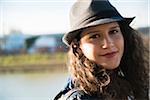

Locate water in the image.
[0,71,68,100]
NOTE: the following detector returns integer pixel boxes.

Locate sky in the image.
[0,0,149,36]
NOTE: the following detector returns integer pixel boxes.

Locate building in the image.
[25,33,68,53]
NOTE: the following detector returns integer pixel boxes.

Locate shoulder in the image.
[58,89,98,100]
[53,77,100,100]
[58,89,86,100]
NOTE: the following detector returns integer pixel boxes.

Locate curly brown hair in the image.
[67,22,149,99]
[119,22,149,99]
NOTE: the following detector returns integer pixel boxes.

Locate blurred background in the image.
[0,0,149,100]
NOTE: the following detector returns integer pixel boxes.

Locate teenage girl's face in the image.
[80,22,124,69]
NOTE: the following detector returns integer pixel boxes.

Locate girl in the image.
[54,0,149,99]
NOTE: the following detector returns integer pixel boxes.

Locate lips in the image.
[101,51,118,58]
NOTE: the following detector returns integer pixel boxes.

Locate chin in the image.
[101,63,119,70]
[106,60,121,69]
[105,66,119,70]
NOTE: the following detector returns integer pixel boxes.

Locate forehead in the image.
[80,22,119,37]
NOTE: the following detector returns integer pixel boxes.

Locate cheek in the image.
[121,39,124,54]
[80,44,96,59]
[115,35,124,55]
[120,36,124,52]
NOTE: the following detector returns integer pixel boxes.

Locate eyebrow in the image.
[88,25,119,31]
[82,25,120,36]
[81,31,100,38]
[87,25,120,33]
[87,30,100,34]
[109,25,120,29]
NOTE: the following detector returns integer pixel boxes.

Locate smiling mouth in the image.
[101,51,118,58]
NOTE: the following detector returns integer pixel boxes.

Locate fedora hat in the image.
[63,0,135,46]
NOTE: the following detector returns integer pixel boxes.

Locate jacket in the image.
[54,76,135,100]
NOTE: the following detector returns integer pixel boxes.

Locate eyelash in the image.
[109,29,119,34]
[88,29,120,39]
[89,34,100,39]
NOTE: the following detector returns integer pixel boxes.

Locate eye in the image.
[109,29,119,34]
[89,34,100,39]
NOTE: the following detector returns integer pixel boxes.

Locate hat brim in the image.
[63,17,135,46]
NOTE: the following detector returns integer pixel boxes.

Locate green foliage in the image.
[0,52,67,67]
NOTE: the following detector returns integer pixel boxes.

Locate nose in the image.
[101,36,114,49]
